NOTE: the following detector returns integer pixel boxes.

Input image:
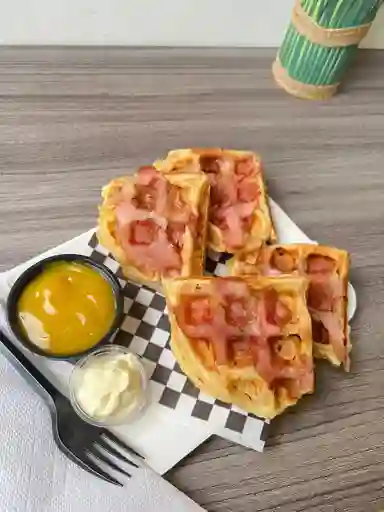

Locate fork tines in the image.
[97,437,139,468]
[102,430,144,460]
[84,430,144,484]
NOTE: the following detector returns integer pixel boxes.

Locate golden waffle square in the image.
[231,244,350,370]
[163,276,313,419]
[97,166,210,287]
[154,148,275,254]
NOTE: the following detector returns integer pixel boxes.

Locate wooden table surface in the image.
[0,47,383,512]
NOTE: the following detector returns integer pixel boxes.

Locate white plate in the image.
[0,201,357,473]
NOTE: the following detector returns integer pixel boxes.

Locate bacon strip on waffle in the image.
[231,244,350,370]
[154,149,275,254]
[163,276,313,419]
[97,166,209,286]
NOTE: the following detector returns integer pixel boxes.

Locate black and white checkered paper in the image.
[88,232,268,451]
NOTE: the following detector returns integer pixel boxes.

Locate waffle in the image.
[97,166,210,287]
[231,244,350,370]
[154,148,275,254]
[163,276,313,419]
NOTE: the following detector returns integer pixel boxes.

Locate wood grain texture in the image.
[0,47,384,512]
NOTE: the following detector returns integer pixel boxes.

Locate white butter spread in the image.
[75,353,144,420]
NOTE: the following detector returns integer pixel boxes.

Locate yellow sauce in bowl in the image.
[17,262,116,356]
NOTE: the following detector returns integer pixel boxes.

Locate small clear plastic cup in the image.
[69,345,148,427]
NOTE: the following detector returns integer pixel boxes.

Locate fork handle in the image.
[0,330,61,405]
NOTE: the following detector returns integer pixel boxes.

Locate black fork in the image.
[0,329,144,486]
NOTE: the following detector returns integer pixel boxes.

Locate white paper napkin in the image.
[0,338,205,512]
[0,275,205,512]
